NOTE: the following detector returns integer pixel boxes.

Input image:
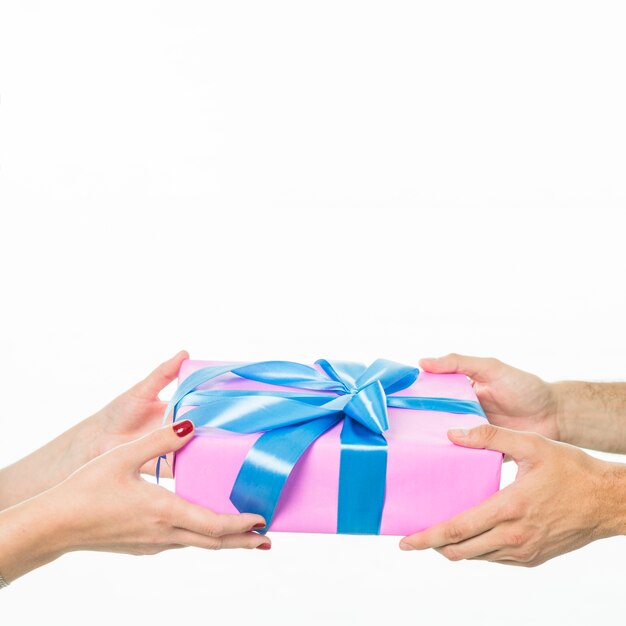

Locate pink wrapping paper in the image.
[174,360,502,536]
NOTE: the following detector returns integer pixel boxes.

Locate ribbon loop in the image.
[234,361,346,392]
[354,358,420,394]
[315,359,366,391]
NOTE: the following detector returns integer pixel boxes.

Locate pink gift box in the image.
[173,360,503,536]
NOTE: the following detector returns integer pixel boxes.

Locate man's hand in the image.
[420,354,560,440]
[399,424,625,567]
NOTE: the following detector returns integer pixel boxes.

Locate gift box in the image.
[168,359,502,536]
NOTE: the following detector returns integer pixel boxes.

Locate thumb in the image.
[419,353,501,383]
[120,419,195,469]
[132,350,189,399]
[447,423,543,462]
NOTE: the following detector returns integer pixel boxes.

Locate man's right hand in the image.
[419,354,561,441]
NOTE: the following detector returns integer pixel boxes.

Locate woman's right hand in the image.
[0,420,271,583]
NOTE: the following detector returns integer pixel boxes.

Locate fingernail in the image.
[173,420,194,437]
[399,541,414,551]
[256,543,271,550]
[448,428,470,437]
[253,522,266,529]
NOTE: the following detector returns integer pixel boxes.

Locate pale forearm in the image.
[554,381,626,453]
[0,490,69,583]
[0,415,101,511]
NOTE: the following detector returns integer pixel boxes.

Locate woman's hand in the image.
[89,350,189,477]
[399,424,626,566]
[0,420,271,584]
[0,352,189,510]
[419,354,561,440]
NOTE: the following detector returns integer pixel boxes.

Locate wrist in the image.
[597,461,626,537]
[551,381,577,444]
[73,412,108,462]
[0,415,106,512]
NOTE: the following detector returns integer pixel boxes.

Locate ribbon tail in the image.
[387,396,486,418]
[156,454,162,484]
[337,419,387,535]
[157,399,180,485]
[229,414,342,531]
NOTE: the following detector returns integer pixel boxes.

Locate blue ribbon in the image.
[159,359,486,535]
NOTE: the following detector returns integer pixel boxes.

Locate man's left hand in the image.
[399,424,621,567]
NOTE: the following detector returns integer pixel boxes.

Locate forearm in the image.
[0,415,101,510]
[553,381,626,453]
[0,489,69,583]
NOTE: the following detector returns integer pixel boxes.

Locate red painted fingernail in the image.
[173,420,194,438]
[256,543,271,550]
[253,523,266,529]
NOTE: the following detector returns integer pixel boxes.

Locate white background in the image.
[1,1,625,624]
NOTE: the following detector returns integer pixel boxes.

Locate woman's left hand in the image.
[0,351,190,511]
[89,350,189,477]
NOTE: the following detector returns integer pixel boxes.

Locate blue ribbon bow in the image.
[160,359,486,534]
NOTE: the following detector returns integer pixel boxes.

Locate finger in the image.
[170,528,271,550]
[418,354,502,383]
[399,493,506,550]
[447,423,544,462]
[169,497,266,536]
[433,528,507,561]
[118,419,195,469]
[469,552,526,565]
[133,350,189,399]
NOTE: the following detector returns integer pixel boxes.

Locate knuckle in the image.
[476,423,497,444]
[516,546,538,563]
[507,532,527,548]
[440,546,463,562]
[206,537,223,550]
[444,525,465,543]
[205,518,225,537]
[515,551,541,567]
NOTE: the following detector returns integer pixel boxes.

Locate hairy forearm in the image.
[554,382,626,453]
[0,415,101,511]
